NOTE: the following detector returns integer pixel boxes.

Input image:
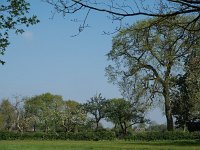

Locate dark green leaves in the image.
[0,0,39,65]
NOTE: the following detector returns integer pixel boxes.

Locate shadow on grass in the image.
[122,140,200,147]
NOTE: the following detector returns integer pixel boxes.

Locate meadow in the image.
[0,140,200,150]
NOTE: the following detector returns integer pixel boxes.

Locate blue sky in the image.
[0,0,165,123]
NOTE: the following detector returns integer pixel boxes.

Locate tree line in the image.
[0,89,199,137]
[1,1,200,132]
[0,93,147,136]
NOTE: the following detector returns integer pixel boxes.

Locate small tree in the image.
[83,93,106,130]
[105,98,146,136]
[61,100,86,133]
[0,99,15,131]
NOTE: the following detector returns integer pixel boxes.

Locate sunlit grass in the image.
[0,140,200,150]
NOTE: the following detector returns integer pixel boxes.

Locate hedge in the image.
[127,131,200,141]
[0,131,199,141]
[0,130,116,141]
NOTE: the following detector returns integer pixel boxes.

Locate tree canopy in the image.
[83,93,107,130]
[106,16,200,131]
[172,48,200,130]
[105,98,147,135]
[0,0,39,64]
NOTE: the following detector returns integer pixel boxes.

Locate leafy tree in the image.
[172,49,200,130]
[0,99,15,131]
[105,98,146,135]
[0,0,39,64]
[106,17,200,131]
[24,93,63,132]
[11,95,27,133]
[172,75,191,130]
[45,0,200,33]
[0,97,29,132]
[83,93,107,130]
[24,96,43,132]
[61,100,86,133]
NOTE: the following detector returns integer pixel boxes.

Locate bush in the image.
[0,130,199,141]
[0,130,116,141]
[128,131,200,141]
[64,130,115,140]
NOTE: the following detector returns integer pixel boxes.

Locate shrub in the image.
[127,131,200,141]
[0,130,199,141]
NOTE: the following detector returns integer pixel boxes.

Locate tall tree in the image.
[106,16,200,131]
[0,0,39,64]
[83,93,106,130]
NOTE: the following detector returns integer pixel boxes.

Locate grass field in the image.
[0,140,200,150]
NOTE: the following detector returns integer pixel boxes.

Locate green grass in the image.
[0,140,200,150]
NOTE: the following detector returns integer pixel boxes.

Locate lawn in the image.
[0,140,200,150]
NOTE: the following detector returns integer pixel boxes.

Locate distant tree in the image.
[0,0,39,64]
[0,99,15,131]
[12,95,27,133]
[24,93,63,132]
[83,93,107,130]
[106,16,200,131]
[0,97,29,132]
[105,98,146,135]
[61,100,86,133]
[45,0,200,34]
[146,121,167,132]
[24,96,43,132]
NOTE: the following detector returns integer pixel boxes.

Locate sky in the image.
[0,0,165,124]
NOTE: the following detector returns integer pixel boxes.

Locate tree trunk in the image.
[183,123,187,132]
[96,120,99,131]
[123,122,128,135]
[33,124,36,132]
[119,121,126,137]
[163,85,174,131]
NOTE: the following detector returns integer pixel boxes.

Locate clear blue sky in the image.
[0,0,165,124]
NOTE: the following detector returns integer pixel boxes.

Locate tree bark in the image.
[96,120,99,131]
[163,85,174,131]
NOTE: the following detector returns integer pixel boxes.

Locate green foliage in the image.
[172,49,200,129]
[83,93,107,130]
[126,131,200,141]
[0,130,116,141]
[24,93,64,132]
[0,99,15,131]
[0,0,39,64]
[146,122,167,132]
[0,131,200,141]
[106,16,200,131]
[105,98,147,136]
[61,100,86,132]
